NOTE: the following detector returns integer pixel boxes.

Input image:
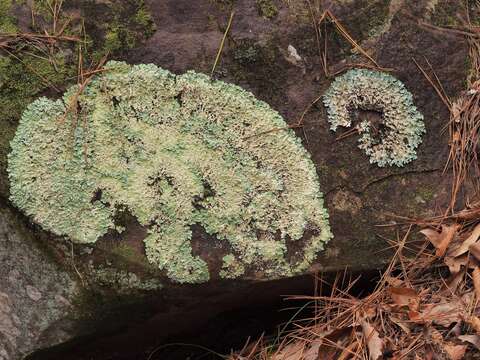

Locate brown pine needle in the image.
[211,10,235,77]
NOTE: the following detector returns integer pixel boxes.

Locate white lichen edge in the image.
[323,69,426,167]
[8,61,332,284]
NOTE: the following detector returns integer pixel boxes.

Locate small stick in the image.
[335,127,358,141]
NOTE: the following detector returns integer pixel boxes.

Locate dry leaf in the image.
[450,223,480,257]
[444,254,469,274]
[458,334,480,350]
[470,242,480,262]
[427,326,444,345]
[443,343,467,360]
[303,342,321,360]
[388,287,419,310]
[385,275,404,287]
[360,319,384,360]
[473,267,480,300]
[390,316,411,334]
[337,341,358,360]
[271,341,305,360]
[465,315,480,334]
[421,225,458,257]
[444,272,465,294]
[415,301,462,327]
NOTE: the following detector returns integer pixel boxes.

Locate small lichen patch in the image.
[323,69,425,167]
[8,61,332,284]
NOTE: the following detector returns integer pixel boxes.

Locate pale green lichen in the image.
[323,69,425,167]
[220,254,245,279]
[8,61,332,284]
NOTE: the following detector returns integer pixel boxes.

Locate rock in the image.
[0,0,473,358]
[0,203,79,359]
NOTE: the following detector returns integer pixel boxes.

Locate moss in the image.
[81,0,156,62]
[430,0,459,27]
[89,265,164,292]
[211,0,235,10]
[323,69,425,167]
[233,40,261,65]
[319,0,390,58]
[417,186,435,202]
[8,61,332,284]
[0,52,77,196]
[229,37,287,105]
[256,0,278,19]
[109,243,146,266]
[0,0,16,33]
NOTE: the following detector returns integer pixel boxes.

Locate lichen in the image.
[323,68,425,167]
[8,61,332,284]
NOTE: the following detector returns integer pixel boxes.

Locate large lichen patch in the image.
[8,61,332,283]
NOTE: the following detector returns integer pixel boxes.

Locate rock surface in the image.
[0,0,473,358]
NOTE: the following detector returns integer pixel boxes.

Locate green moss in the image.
[256,0,278,19]
[417,186,435,202]
[229,37,287,104]
[89,265,164,292]
[0,0,16,32]
[323,0,390,57]
[233,40,261,65]
[84,0,156,62]
[211,0,235,9]
[8,61,332,284]
[0,52,77,196]
[431,0,459,27]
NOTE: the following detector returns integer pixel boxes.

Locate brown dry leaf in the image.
[417,301,462,327]
[271,341,305,360]
[388,287,419,310]
[470,242,480,262]
[473,267,480,300]
[360,318,384,360]
[465,315,480,334]
[390,316,411,334]
[337,341,358,360]
[428,326,444,344]
[450,223,480,257]
[421,225,459,257]
[443,343,467,360]
[303,341,321,360]
[444,254,469,274]
[385,275,404,287]
[458,334,480,350]
[442,272,465,295]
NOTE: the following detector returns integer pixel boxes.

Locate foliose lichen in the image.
[8,61,332,284]
[323,69,425,167]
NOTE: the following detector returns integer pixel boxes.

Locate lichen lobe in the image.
[8,61,332,284]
